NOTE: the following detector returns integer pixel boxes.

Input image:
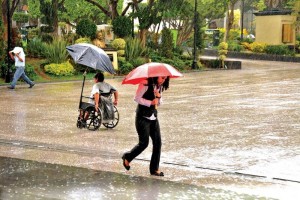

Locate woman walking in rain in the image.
[122,76,169,176]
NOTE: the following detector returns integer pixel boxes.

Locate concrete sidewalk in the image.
[0,59,299,199]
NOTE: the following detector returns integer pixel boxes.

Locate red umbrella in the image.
[122,62,183,85]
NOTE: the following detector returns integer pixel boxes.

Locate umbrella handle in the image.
[79,71,87,109]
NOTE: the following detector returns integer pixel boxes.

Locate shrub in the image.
[44,60,74,76]
[117,50,125,56]
[0,18,4,64]
[27,27,40,41]
[64,33,79,45]
[125,38,147,61]
[119,61,134,75]
[75,37,91,44]
[13,12,29,23]
[250,42,266,53]
[241,42,251,51]
[112,16,132,38]
[130,57,146,68]
[76,19,97,39]
[40,25,54,33]
[265,45,292,55]
[111,38,126,50]
[218,42,228,68]
[44,39,68,64]
[41,34,53,43]
[27,38,47,58]
[159,28,173,58]
[24,64,37,80]
[228,41,243,52]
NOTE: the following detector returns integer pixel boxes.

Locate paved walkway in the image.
[0,59,299,199]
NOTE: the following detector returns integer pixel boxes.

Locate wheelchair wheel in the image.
[103,105,119,129]
[85,107,102,131]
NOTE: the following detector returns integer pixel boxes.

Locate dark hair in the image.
[94,72,104,82]
[147,77,169,91]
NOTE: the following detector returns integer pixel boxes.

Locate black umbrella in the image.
[66,43,115,74]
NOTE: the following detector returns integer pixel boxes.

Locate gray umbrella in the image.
[66,43,115,74]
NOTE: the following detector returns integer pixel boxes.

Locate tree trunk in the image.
[138,28,148,47]
[224,1,237,42]
[52,0,59,36]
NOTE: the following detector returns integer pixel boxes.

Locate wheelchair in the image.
[77,91,119,131]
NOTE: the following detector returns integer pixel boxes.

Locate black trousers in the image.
[123,115,162,174]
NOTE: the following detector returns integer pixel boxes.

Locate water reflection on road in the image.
[0,59,299,199]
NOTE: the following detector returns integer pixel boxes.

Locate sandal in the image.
[151,171,164,176]
[122,155,130,171]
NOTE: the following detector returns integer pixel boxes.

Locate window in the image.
[282,24,293,43]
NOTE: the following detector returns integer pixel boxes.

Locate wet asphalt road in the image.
[0,58,299,199]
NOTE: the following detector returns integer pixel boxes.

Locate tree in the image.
[224,0,239,42]
[1,0,21,42]
[112,16,132,38]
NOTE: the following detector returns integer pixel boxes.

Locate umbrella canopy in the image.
[66,43,115,74]
[122,62,183,85]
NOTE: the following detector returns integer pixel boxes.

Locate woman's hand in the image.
[151,98,158,105]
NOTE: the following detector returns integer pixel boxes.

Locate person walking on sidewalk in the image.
[122,76,170,176]
[7,47,35,89]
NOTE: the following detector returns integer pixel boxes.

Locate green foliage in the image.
[149,51,192,71]
[76,19,97,39]
[44,39,68,64]
[27,27,40,41]
[40,25,54,33]
[117,50,125,56]
[130,57,147,68]
[159,28,174,58]
[24,64,37,80]
[13,12,29,23]
[44,61,74,76]
[41,34,53,43]
[112,16,132,38]
[111,38,126,50]
[133,4,162,30]
[125,38,147,62]
[0,61,8,79]
[228,41,243,52]
[250,42,266,53]
[265,45,292,55]
[75,37,91,44]
[39,0,56,31]
[0,18,4,63]
[27,38,47,58]
[118,60,134,75]
[218,42,228,68]
[64,33,79,45]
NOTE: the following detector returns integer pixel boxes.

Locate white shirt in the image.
[14,51,25,67]
[89,82,116,104]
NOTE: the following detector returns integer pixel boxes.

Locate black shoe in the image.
[122,155,130,170]
[7,86,15,89]
[29,83,35,88]
[151,171,164,176]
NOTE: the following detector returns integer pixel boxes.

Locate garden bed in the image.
[203,49,300,63]
[200,58,241,69]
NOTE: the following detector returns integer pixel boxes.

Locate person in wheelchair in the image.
[80,72,118,126]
